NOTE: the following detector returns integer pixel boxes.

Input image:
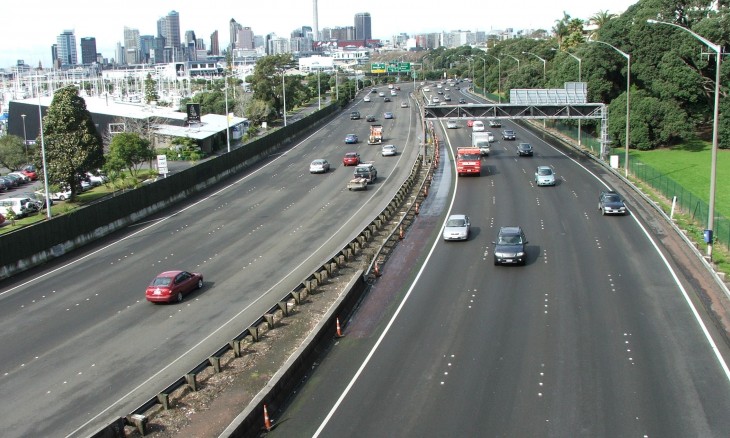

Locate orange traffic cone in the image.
[263,404,272,431]
[336,317,344,338]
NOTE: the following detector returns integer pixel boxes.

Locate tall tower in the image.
[80,37,97,65]
[56,29,78,67]
[229,19,242,51]
[210,30,220,56]
[313,0,319,41]
[354,13,371,41]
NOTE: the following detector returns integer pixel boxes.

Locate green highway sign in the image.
[371,63,386,74]
[385,62,411,73]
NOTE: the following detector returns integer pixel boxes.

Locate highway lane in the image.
[269,113,730,437]
[0,87,422,437]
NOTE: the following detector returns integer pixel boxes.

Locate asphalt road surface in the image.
[267,104,730,437]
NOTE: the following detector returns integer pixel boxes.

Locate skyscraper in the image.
[210,30,220,56]
[124,27,140,65]
[229,18,243,51]
[56,30,78,67]
[354,13,371,41]
[237,27,254,50]
[80,37,97,65]
[159,10,181,61]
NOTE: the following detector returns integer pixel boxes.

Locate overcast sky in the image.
[0,0,638,68]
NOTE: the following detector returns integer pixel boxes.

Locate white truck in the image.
[472,132,493,156]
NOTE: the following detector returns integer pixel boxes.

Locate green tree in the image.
[590,10,617,30]
[106,132,155,177]
[144,73,159,104]
[41,85,104,201]
[0,135,26,170]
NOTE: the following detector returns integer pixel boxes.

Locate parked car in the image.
[345,134,358,144]
[517,143,533,156]
[0,213,5,224]
[8,172,31,184]
[502,129,516,140]
[343,152,361,166]
[534,166,556,186]
[309,159,330,173]
[21,165,38,180]
[3,173,25,186]
[598,190,628,215]
[442,214,471,241]
[145,270,204,303]
[0,197,39,218]
[86,171,109,186]
[0,175,19,189]
[381,144,397,156]
[493,226,528,265]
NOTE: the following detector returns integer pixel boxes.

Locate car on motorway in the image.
[366,114,376,122]
[444,95,451,101]
[378,91,385,97]
[381,144,397,156]
[432,97,440,103]
[423,87,431,92]
[350,111,360,120]
[493,226,528,265]
[437,90,444,95]
[384,112,394,119]
[309,159,330,173]
[383,96,391,102]
[466,119,474,127]
[447,120,458,129]
[400,101,408,108]
[459,98,466,104]
[502,129,516,140]
[598,190,628,215]
[145,270,204,303]
[442,214,471,241]
[534,166,556,186]
[472,121,485,132]
[343,152,361,166]
[354,163,377,183]
[517,143,533,156]
[345,134,358,144]
[363,95,371,102]
[489,120,502,128]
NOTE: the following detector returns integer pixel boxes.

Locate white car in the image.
[86,172,109,186]
[309,159,331,174]
[535,166,556,186]
[443,214,470,241]
[447,120,458,129]
[432,97,440,103]
[381,144,397,156]
[363,95,371,102]
[423,87,431,92]
[472,121,485,132]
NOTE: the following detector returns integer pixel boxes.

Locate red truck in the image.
[456,147,481,176]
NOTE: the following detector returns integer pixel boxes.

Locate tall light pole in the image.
[281,70,287,127]
[21,114,27,162]
[483,54,501,103]
[522,51,546,81]
[647,19,722,260]
[35,75,51,218]
[505,54,520,71]
[478,57,487,98]
[224,76,231,153]
[553,48,584,146]
[590,39,631,176]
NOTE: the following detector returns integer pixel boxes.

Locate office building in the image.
[80,37,97,65]
[56,30,77,67]
[354,12,371,41]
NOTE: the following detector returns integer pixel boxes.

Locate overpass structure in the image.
[422,82,611,159]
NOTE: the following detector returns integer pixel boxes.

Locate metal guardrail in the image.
[89,113,440,438]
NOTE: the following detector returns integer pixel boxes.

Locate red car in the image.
[466,120,475,127]
[21,165,38,181]
[343,152,361,166]
[145,270,204,303]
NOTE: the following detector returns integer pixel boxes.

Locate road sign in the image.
[386,62,411,73]
[371,63,386,74]
[157,155,168,176]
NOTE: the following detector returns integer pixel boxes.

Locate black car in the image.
[489,120,502,128]
[384,96,391,102]
[502,129,516,140]
[366,114,376,122]
[459,98,466,104]
[493,226,528,265]
[598,190,628,215]
[350,111,360,120]
[517,143,533,156]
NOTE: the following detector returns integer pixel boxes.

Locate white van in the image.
[0,197,38,218]
[472,121,485,132]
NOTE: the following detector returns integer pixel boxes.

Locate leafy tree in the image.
[144,73,159,104]
[106,132,155,177]
[245,99,273,125]
[0,135,26,170]
[40,85,104,201]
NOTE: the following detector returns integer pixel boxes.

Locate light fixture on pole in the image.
[224,75,231,153]
[647,18,721,260]
[483,54,502,103]
[281,69,287,127]
[479,57,487,98]
[589,39,630,175]
[21,114,27,162]
[522,51,546,81]
[553,48,584,147]
[35,75,51,218]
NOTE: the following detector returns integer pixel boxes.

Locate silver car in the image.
[447,120,458,129]
[309,159,330,174]
[381,144,397,156]
[534,166,555,186]
[442,214,471,241]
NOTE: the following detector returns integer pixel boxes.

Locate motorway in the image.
[267,85,730,437]
[0,87,422,437]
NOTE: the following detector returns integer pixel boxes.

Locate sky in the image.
[0,0,639,68]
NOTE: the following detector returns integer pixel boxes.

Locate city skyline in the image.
[0,0,638,68]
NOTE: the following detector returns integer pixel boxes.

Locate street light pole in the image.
[484,54,501,103]
[590,39,631,176]
[522,51,546,81]
[282,70,287,127]
[224,76,231,153]
[21,114,27,162]
[505,54,520,71]
[567,52,583,147]
[647,19,721,260]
